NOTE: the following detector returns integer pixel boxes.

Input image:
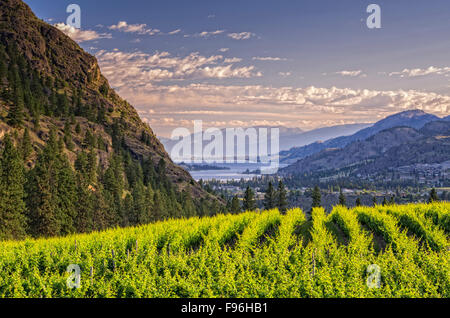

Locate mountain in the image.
[0,0,220,239]
[278,123,371,151]
[280,110,442,163]
[280,121,450,186]
[159,123,370,162]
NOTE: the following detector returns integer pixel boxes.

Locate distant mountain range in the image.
[280,110,445,164]
[280,118,450,185]
[159,123,370,162]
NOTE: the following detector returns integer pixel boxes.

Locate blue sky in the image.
[25,0,450,136]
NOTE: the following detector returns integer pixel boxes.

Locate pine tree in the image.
[83,129,96,149]
[0,58,6,82]
[311,186,321,209]
[91,184,109,231]
[264,181,276,210]
[338,188,346,206]
[87,147,97,183]
[152,191,168,221]
[382,197,387,206]
[372,196,377,206]
[7,67,24,127]
[355,197,362,207]
[32,110,40,131]
[226,197,232,213]
[131,181,148,225]
[102,154,124,225]
[25,129,56,236]
[277,181,288,213]
[63,120,74,151]
[55,152,77,235]
[389,196,395,205]
[181,187,196,218]
[26,128,77,237]
[21,127,32,162]
[242,186,256,211]
[0,135,27,240]
[122,193,133,227]
[429,188,439,203]
[74,172,93,233]
[230,195,241,214]
[75,122,81,134]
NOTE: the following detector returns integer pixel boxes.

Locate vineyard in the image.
[0,203,448,298]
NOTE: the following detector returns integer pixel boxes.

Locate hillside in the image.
[280,121,450,185]
[0,203,448,297]
[0,0,221,240]
[280,110,443,163]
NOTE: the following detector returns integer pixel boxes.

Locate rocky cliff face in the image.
[0,0,211,198]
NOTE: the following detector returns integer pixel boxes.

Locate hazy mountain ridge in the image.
[280,110,443,163]
[160,123,371,162]
[280,120,450,179]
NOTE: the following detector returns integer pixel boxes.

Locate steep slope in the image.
[0,0,208,194]
[280,110,442,163]
[0,0,223,240]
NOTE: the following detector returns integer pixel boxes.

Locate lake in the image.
[186,163,289,181]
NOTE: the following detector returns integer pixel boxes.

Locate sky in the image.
[25,0,450,137]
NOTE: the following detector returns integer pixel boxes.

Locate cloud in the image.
[186,30,225,38]
[389,66,450,78]
[168,29,182,35]
[219,48,230,52]
[115,83,450,136]
[227,32,255,40]
[96,49,261,86]
[224,57,243,63]
[55,23,112,42]
[334,70,365,77]
[253,57,287,61]
[279,72,292,77]
[109,21,160,35]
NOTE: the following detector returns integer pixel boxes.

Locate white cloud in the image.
[389,66,450,78]
[117,83,450,135]
[224,57,243,63]
[168,29,182,35]
[186,30,225,38]
[109,21,160,35]
[227,32,255,40]
[55,23,112,42]
[335,70,365,77]
[253,57,287,61]
[96,49,261,86]
[279,72,292,77]
[219,48,230,52]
